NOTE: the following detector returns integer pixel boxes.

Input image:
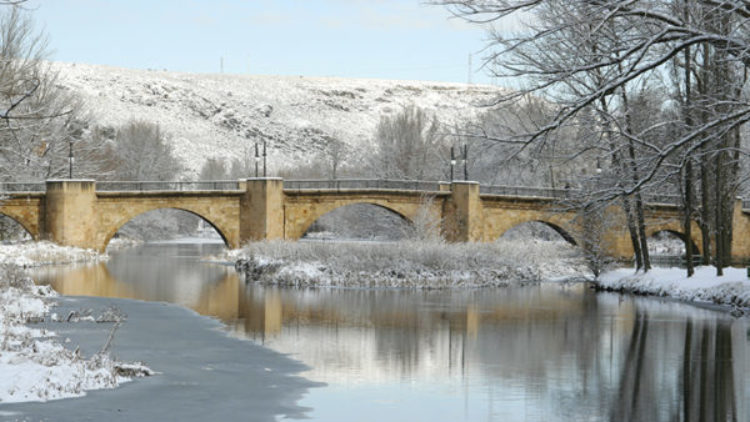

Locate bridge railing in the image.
[283,179,443,192]
[480,184,573,198]
[642,194,682,205]
[481,185,685,205]
[96,181,241,192]
[0,182,45,193]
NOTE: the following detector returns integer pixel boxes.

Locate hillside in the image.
[54,62,504,176]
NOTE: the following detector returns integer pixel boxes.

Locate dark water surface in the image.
[33,243,750,422]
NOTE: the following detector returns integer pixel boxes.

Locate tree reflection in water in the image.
[611,311,743,422]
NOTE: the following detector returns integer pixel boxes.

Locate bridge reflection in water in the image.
[32,243,750,422]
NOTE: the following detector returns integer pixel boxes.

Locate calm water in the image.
[33,243,750,422]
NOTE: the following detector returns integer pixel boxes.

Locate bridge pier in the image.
[240,177,285,244]
[44,180,98,250]
[444,181,484,242]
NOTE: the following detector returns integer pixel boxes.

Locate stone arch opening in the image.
[499,220,577,246]
[648,230,697,256]
[103,208,230,250]
[301,203,414,241]
[0,214,33,242]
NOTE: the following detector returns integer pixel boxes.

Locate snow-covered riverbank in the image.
[231,240,589,288]
[0,241,105,267]
[0,265,151,404]
[598,266,750,310]
[0,242,151,404]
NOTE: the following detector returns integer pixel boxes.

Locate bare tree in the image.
[434,0,750,275]
[371,105,449,180]
[198,157,228,180]
[0,7,85,182]
[110,120,183,181]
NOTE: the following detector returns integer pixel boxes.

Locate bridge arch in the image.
[0,212,37,241]
[99,206,234,251]
[296,201,414,240]
[646,223,702,255]
[496,220,578,245]
[284,196,436,241]
[647,229,700,256]
[302,202,415,240]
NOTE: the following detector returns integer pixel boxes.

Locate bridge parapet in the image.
[480,184,573,199]
[96,180,241,192]
[283,179,442,192]
[0,182,45,193]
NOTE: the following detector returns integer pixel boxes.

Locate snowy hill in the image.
[54,62,504,176]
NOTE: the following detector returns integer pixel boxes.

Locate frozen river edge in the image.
[1,295,318,422]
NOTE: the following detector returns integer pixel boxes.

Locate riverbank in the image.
[0,241,105,267]
[598,266,750,311]
[231,240,589,288]
[0,265,151,404]
[0,242,153,405]
[2,295,317,421]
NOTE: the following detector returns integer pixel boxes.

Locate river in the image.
[30,242,750,421]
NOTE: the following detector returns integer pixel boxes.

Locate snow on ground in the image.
[231,239,589,288]
[54,62,503,175]
[598,266,750,309]
[0,246,150,404]
[0,241,106,267]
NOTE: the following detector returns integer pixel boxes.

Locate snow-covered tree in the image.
[370,105,449,180]
[111,120,182,181]
[434,0,750,275]
[0,7,86,182]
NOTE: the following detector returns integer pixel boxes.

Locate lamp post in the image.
[262,140,267,177]
[450,146,456,181]
[254,142,259,177]
[462,144,469,181]
[68,138,74,179]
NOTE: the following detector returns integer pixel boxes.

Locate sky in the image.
[25,0,517,85]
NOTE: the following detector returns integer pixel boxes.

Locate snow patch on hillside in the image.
[54,62,503,175]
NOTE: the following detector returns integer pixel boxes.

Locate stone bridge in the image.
[1,178,748,260]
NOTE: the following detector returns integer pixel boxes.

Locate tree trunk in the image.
[682,37,694,277]
[684,160,695,277]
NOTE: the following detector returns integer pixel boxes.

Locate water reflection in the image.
[32,244,750,422]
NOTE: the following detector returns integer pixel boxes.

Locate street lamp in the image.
[462,144,469,181]
[68,138,74,179]
[254,142,259,177]
[450,146,456,181]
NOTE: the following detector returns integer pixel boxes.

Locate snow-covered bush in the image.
[0,241,106,267]
[233,239,587,288]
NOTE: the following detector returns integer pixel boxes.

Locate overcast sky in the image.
[26,0,516,85]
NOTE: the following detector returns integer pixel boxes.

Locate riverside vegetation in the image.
[232,239,589,288]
